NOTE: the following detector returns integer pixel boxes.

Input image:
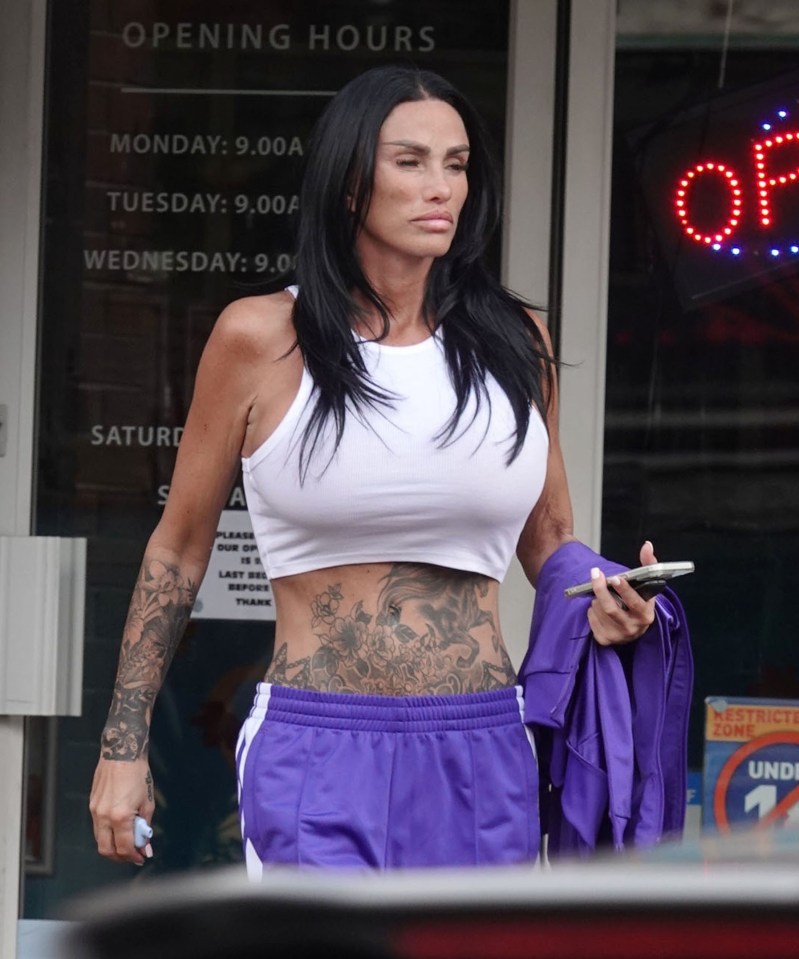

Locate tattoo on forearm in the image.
[267,564,517,695]
[101,558,196,761]
[145,770,154,803]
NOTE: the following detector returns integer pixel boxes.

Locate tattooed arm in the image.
[90,547,202,864]
[516,312,575,585]
[100,555,196,763]
[90,293,298,864]
[516,312,655,644]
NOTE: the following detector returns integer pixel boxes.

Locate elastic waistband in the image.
[249,682,524,733]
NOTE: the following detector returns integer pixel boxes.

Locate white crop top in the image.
[241,295,549,581]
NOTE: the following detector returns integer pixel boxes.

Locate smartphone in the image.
[563,561,695,600]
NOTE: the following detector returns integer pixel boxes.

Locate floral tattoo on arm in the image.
[101,558,196,761]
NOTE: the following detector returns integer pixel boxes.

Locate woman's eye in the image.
[447,162,469,173]
[396,158,420,168]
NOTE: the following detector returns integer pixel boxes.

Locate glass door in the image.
[21,0,559,933]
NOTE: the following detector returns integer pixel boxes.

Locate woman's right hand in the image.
[89,757,155,865]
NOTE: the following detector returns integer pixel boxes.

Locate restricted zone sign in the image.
[703,696,799,831]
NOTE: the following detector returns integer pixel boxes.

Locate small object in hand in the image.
[133,815,153,850]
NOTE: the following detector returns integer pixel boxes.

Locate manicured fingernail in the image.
[610,576,621,587]
[591,567,600,579]
[144,843,153,859]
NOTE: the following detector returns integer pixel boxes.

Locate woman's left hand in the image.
[587,541,657,646]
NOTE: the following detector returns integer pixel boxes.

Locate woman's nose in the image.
[422,166,452,202]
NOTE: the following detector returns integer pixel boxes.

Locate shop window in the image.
[607,2,799,768]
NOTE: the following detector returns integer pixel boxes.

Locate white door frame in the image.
[558,0,617,550]
[0,0,47,953]
[500,0,617,663]
[499,0,558,663]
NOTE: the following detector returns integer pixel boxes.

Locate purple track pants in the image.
[236,683,539,874]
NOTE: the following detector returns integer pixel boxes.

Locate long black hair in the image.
[293,64,554,475]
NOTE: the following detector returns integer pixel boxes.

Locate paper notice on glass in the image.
[192,510,274,621]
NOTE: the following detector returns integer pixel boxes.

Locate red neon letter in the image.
[674,162,742,245]
[753,131,799,227]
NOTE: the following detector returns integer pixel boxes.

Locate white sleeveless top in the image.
[241,293,549,581]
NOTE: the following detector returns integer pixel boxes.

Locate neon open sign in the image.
[673,108,799,259]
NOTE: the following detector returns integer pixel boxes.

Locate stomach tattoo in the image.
[265,564,517,695]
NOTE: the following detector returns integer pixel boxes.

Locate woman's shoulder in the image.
[209,290,297,360]
[495,289,552,355]
[522,306,553,350]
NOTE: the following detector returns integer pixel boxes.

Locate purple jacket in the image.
[518,541,693,856]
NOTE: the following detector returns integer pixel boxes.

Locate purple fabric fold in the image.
[518,540,693,856]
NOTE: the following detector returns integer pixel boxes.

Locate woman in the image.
[89,65,657,871]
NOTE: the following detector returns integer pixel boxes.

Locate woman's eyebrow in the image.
[382,139,471,156]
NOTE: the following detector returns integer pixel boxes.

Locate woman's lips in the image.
[413,211,454,231]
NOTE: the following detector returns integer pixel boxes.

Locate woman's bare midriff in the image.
[265,561,517,696]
